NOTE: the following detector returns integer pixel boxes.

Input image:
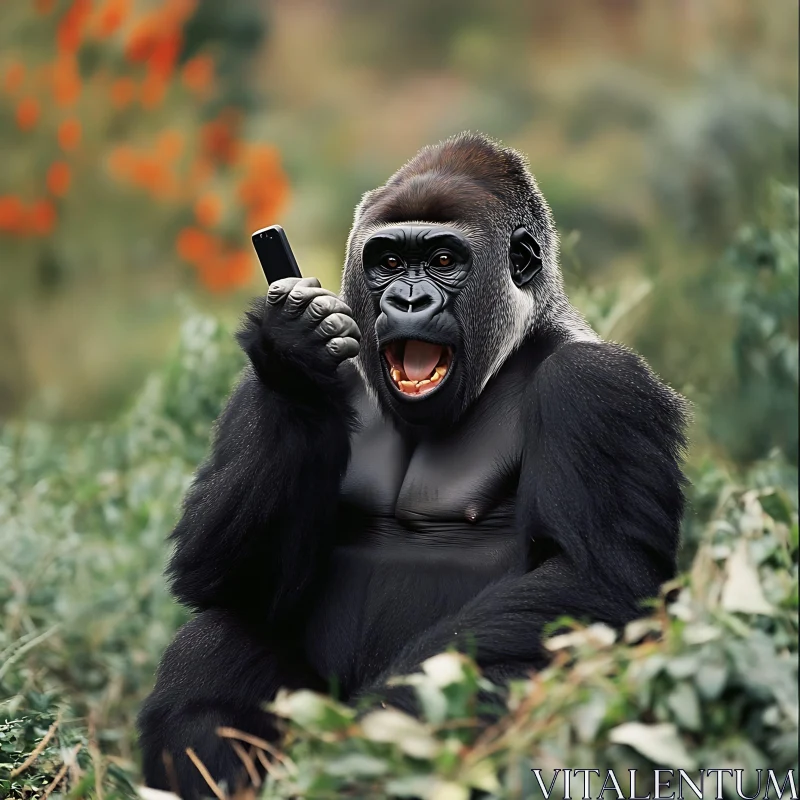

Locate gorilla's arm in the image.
[167,298,357,625]
[371,341,688,687]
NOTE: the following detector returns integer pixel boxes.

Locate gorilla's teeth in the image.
[390,359,447,393]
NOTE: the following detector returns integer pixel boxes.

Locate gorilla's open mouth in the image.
[382,340,453,398]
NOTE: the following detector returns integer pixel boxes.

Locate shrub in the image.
[0,311,243,799]
[0,0,287,295]
[708,185,799,465]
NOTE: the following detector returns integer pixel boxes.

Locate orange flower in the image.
[245,207,276,236]
[181,55,214,93]
[57,118,82,151]
[57,0,93,55]
[242,176,290,232]
[130,155,172,196]
[110,76,136,108]
[57,21,80,55]
[53,55,81,107]
[15,97,40,131]
[196,263,222,291]
[3,61,25,95]
[107,145,136,179]
[125,13,161,62]
[188,157,213,191]
[194,193,222,228]
[243,144,281,172]
[149,33,181,80]
[140,73,166,109]
[94,0,129,38]
[223,249,251,283]
[47,162,72,196]
[237,171,283,208]
[236,175,259,207]
[163,0,197,25]
[0,196,25,232]
[200,112,241,164]
[237,146,290,216]
[196,262,227,292]
[28,199,57,235]
[156,129,184,161]
[176,226,216,264]
[198,249,252,292]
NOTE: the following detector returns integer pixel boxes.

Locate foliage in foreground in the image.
[0,313,244,799]
[0,317,796,800]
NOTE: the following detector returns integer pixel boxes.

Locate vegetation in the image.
[0,0,285,293]
[0,0,286,418]
[0,0,797,798]
[1,190,797,796]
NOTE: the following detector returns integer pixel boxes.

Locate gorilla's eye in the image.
[435,252,454,268]
[382,255,403,270]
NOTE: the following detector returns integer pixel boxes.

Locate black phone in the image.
[251,225,303,285]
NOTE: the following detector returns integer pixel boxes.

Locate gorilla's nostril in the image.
[388,294,433,313]
[405,295,433,313]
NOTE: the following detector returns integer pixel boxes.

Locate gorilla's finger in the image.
[326,336,360,361]
[316,313,361,341]
[284,285,338,316]
[266,277,303,305]
[304,295,354,323]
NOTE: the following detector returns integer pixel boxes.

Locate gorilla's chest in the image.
[339,383,523,533]
[311,378,528,692]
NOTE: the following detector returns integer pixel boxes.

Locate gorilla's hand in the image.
[268,276,361,367]
[239,277,361,391]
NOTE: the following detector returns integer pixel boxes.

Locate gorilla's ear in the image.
[509,227,543,287]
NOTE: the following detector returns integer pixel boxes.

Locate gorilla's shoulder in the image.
[528,340,690,444]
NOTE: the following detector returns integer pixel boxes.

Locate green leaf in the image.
[322,753,389,778]
[694,660,729,700]
[721,539,775,615]
[608,722,698,769]
[759,489,796,525]
[360,709,442,759]
[667,683,702,732]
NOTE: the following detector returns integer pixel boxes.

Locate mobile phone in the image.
[251,225,303,285]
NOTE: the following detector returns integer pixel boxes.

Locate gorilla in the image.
[138,132,688,797]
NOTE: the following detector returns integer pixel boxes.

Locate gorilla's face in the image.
[361,224,471,424]
[340,133,581,431]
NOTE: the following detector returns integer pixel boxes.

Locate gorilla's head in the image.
[341,132,592,428]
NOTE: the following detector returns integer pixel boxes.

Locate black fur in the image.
[166,303,357,624]
[138,133,689,798]
[359,341,687,696]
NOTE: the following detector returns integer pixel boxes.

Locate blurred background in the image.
[0,0,797,794]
